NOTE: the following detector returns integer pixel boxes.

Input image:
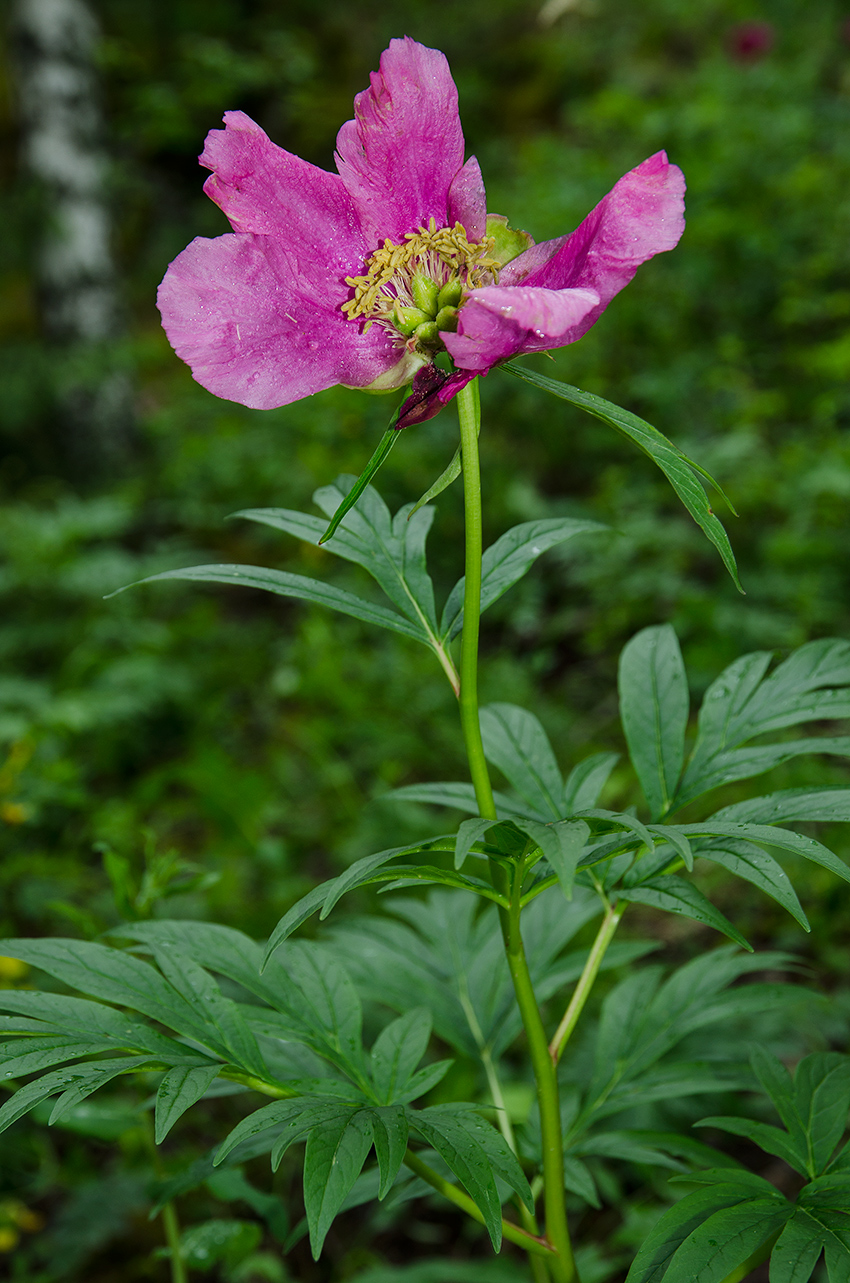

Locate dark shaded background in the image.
[1,0,850,1277]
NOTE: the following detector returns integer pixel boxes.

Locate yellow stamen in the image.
[342,221,500,325]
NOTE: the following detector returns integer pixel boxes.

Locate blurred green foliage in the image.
[2,0,850,1277]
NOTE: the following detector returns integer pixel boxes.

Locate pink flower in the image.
[158,37,685,428]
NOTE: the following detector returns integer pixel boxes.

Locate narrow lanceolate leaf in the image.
[0,938,207,1041]
[441,517,605,639]
[502,361,742,590]
[617,876,752,950]
[698,840,810,931]
[371,1104,409,1197]
[675,640,850,810]
[750,1047,801,1138]
[381,781,528,819]
[407,1107,504,1249]
[625,1183,778,1283]
[660,1199,794,1283]
[676,823,850,886]
[318,426,400,543]
[769,1212,830,1283]
[455,818,499,870]
[155,1063,222,1143]
[695,1116,808,1176]
[479,703,563,820]
[619,625,689,821]
[0,1058,155,1134]
[303,1108,374,1258]
[149,944,267,1078]
[712,789,850,826]
[793,1054,850,1176]
[370,1009,432,1105]
[108,564,427,642]
[563,752,620,815]
[409,444,463,518]
[516,819,589,900]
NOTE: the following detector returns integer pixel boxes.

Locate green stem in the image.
[403,1150,556,1259]
[162,1202,188,1283]
[506,869,577,1283]
[456,379,576,1283]
[456,379,497,823]
[142,1115,188,1283]
[550,903,625,1065]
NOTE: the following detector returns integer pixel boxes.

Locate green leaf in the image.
[479,703,564,820]
[503,361,742,590]
[769,1212,828,1283]
[108,564,427,642]
[752,1047,802,1138]
[619,625,689,821]
[562,1155,600,1206]
[214,1098,332,1168]
[676,641,850,809]
[516,819,589,900]
[262,841,449,966]
[650,827,694,872]
[563,752,619,815]
[179,1218,262,1272]
[625,1183,777,1283]
[317,426,400,544]
[380,780,528,819]
[303,1108,374,1258]
[697,841,810,931]
[409,444,463,518]
[617,876,752,950]
[577,808,657,853]
[407,1107,504,1248]
[661,1199,794,1283]
[794,1054,850,1176]
[371,1104,410,1198]
[0,1037,127,1079]
[237,488,440,635]
[454,819,499,871]
[677,822,850,886]
[0,938,210,1042]
[713,789,850,826]
[441,518,605,639]
[149,943,267,1077]
[0,1057,154,1134]
[155,1064,222,1143]
[370,1009,432,1104]
[695,1116,808,1176]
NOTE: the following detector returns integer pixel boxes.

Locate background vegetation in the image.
[1,0,850,1277]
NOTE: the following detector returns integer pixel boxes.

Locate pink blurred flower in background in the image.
[158,37,685,427]
[728,21,775,61]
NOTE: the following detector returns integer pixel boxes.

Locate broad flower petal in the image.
[335,37,465,242]
[201,111,367,259]
[447,156,487,241]
[157,234,398,410]
[500,151,686,345]
[443,286,601,371]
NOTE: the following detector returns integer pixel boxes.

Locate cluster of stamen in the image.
[342,218,500,350]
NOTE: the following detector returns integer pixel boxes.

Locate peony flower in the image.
[158,37,685,429]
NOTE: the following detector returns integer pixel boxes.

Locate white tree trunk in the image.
[12,0,133,473]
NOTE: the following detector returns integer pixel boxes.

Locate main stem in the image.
[456,381,576,1283]
[457,379,497,824]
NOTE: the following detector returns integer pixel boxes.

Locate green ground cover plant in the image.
[2,3,850,1281]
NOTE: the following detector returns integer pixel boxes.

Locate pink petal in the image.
[335,37,465,243]
[447,156,487,241]
[442,285,600,371]
[396,365,476,429]
[157,233,398,410]
[500,151,686,344]
[201,111,367,275]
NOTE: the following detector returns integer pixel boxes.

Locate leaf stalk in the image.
[550,903,625,1065]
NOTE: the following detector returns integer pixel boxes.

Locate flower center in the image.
[342,218,499,349]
